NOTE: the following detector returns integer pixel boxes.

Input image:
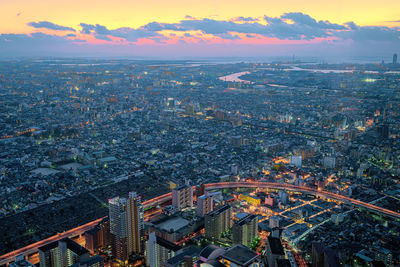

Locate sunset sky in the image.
[1,0,399,59]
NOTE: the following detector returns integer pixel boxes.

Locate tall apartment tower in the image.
[127,192,144,255]
[232,214,258,247]
[196,192,213,217]
[109,197,128,261]
[265,236,285,267]
[204,205,232,240]
[38,238,90,267]
[146,232,182,267]
[172,181,193,210]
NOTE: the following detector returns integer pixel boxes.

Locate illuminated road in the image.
[0,192,172,266]
[204,182,400,219]
[1,182,399,265]
[0,218,105,266]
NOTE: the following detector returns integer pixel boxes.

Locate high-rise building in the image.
[85,218,110,253]
[127,192,144,255]
[109,192,144,261]
[232,214,258,247]
[196,192,213,217]
[264,236,285,267]
[38,238,90,267]
[109,197,128,261]
[393,53,398,65]
[204,205,232,240]
[146,232,183,267]
[172,182,193,210]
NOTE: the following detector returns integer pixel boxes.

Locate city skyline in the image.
[1,1,400,266]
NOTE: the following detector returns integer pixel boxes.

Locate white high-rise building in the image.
[146,232,182,267]
[109,197,128,261]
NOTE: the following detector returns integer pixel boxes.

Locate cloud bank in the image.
[1,13,399,58]
[28,21,76,32]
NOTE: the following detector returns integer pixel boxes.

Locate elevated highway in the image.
[1,182,399,265]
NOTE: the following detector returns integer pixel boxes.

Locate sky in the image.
[1,0,400,60]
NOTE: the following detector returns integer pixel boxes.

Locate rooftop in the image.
[222,245,258,266]
[157,216,190,232]
[267,236,285,255]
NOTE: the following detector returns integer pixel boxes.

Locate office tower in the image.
[393,53,398,65]
[127,192,144,255]
[38,238,90,267]
[196,192,213,217]
[146,232,182,267]
[232,214,258,247]
[204,204,232,240]
[172,181,193,210]
[265,236,285,267]
[109,197,128,261]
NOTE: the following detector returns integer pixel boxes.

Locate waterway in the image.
[219,71,252,83]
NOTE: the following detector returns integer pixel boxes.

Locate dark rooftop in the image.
[235,214,257,226]
[267,236,285,255]
[156,236,182,252]
[38,238,89,256]
[165,246,201,267]
[206,204,231,218]
[222,245,258,266]
[276,259,291,267]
